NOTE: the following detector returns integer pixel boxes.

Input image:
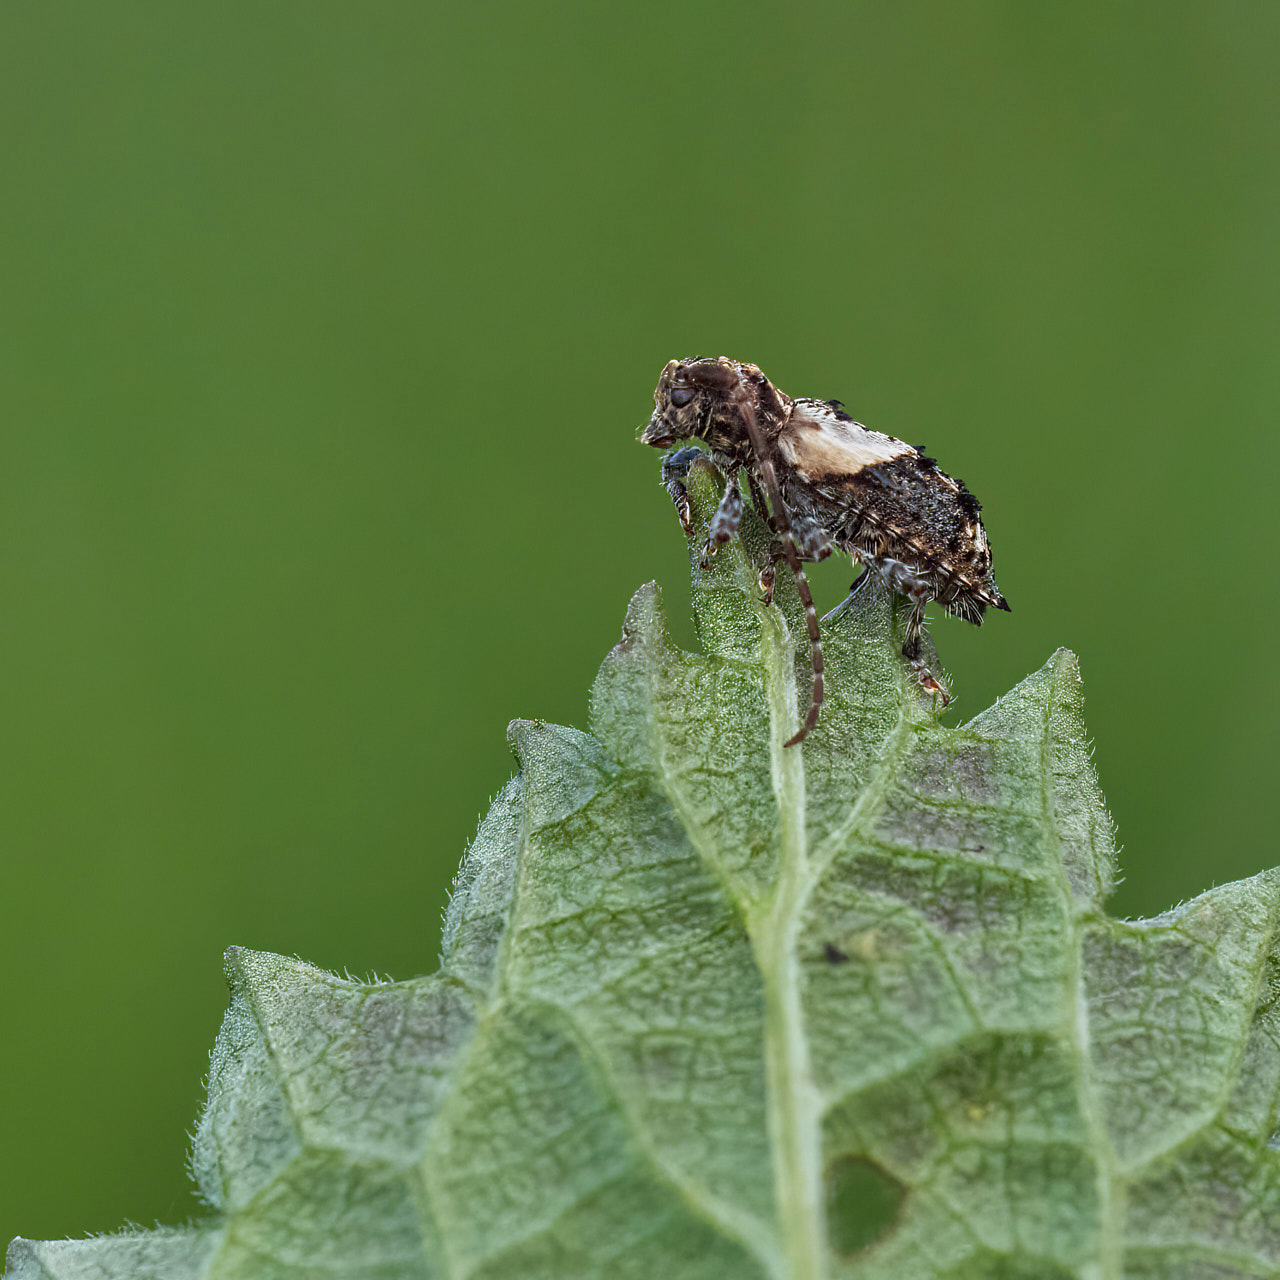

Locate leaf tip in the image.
[3,1238,35,1279]
[620,580,665,642]
[220,946,309,999]
[1047,645,1082,679]
[506,718,616,831]
[221,944,246,985]
[505,717,545,760]
[590,581,670,702]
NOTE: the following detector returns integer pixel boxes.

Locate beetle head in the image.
[639,357,745,448]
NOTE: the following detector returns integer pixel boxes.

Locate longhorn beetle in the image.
[639,356,1009,746]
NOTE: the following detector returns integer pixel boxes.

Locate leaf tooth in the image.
[614,580,668,660]
[590,584,673,771]
[4,1228,225,1279]
[964,647,1116,905]
[197,949,477,1214]
[1083,869,1280,1171]
[506,720,616,836]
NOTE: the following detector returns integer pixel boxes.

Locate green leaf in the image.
[9,463,1280,1280]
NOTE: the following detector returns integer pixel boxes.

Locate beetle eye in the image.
[670,385,696,408]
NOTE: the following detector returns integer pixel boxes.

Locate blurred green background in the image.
[2,0,1277,1249]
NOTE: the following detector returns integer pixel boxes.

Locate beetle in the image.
[639,356,1009,745]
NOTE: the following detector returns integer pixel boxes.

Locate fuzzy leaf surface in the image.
[8,464,1280,1280]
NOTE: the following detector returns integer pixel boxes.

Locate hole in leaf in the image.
[825,1155,906,1257]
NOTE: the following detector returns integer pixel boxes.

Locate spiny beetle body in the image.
[639,356,1009,745]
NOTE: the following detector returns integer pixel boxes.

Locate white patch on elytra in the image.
[777,399,914,480]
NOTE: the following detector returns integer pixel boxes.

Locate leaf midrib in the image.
[753,598,826,1280]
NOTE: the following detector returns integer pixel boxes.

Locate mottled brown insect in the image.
[639,356,1009,745]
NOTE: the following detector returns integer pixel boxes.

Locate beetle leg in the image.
[902,598,951,705]
[660,446,714,536]
[701,476,744,565]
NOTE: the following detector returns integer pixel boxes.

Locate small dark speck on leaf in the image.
[824,942,849,965]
